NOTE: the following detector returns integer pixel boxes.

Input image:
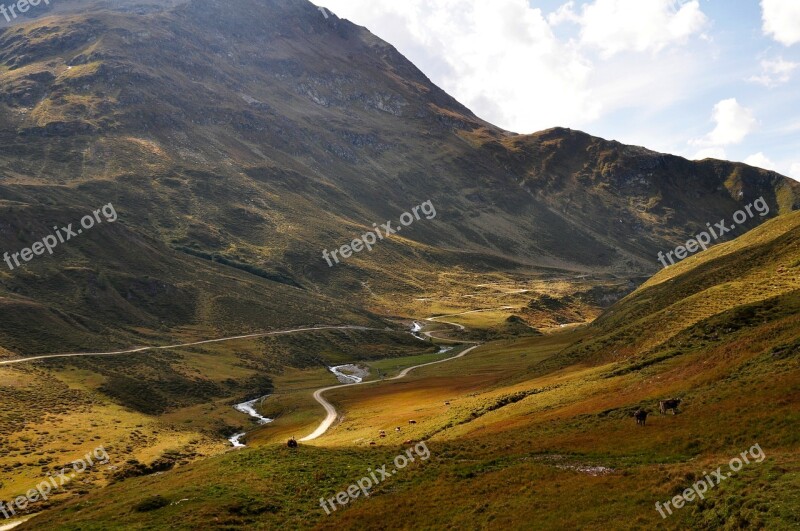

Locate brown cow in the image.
[395,427,401,432]
[444,401,450,406]
[634,409,649,426]
[408,420,417,425]
[659,399,682,415]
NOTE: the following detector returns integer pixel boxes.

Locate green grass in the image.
[364,350,454,378]
[0,328,436,505]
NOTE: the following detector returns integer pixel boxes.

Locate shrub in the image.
[132,495,170,512]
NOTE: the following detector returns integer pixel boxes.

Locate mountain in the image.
[0,0,798,355]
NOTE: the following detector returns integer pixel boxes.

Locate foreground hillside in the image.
[21,212,800,530]
[0,0,798,353]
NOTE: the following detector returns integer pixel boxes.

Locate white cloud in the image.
[307,1,800,177]
[548,1,580,25]
[761,0,800,46]
[577,0,708,57]
[744,152,777,170]
[748,57,798,86]
[319,0,709,133]
[691,98,757,147]
[321,0,597,133]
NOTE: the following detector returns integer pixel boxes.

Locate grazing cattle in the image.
[395,427,401,432]
[408,420,417,425]
[659,398,682,415]
[634,409,649,426]
[380,433,386,438]
[369,441,377,446]
[287,437,298,448]
[444,401,450,406]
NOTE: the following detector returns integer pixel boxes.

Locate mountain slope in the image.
[557,209,800,370]
[0,0,798,353]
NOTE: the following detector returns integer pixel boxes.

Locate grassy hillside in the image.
[0,209,383,356]
[20,213,800,529]
[0,327,439,510]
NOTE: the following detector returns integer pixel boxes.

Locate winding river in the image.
[329,364,368,384]
[228,395,272,447]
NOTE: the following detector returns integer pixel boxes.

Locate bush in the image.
[132,495,170,512]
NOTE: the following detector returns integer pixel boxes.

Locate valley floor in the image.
[16,315,800,530]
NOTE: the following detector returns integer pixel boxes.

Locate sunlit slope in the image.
[560,210,800,368]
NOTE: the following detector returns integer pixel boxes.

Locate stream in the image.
[410,321,427,341]
[228,395,273,447]
[329,364,369,383]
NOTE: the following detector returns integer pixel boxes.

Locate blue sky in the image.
[319,0,800,180]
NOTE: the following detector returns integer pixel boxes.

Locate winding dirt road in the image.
[300,333,481,442]
[1,320,480,445]
[0,326,376,367]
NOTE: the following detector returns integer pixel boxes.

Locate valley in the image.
[5,208,800,529]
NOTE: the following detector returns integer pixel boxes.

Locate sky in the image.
[317,0,800,180]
